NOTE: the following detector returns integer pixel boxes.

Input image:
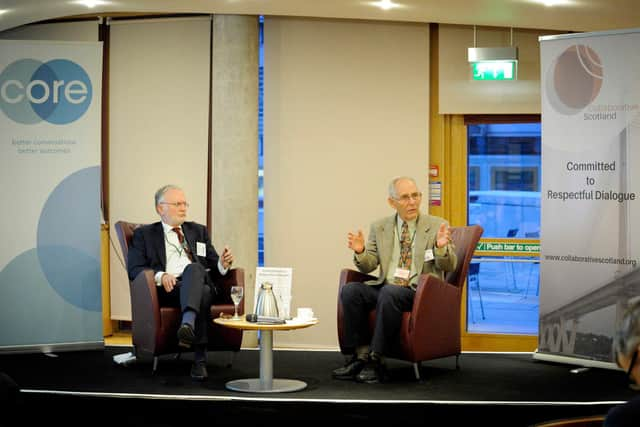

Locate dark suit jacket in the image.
[127,221,223,293]
[605,396,640,427]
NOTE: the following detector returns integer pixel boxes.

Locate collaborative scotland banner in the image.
[537,29,640,366]
[0,40,103,352]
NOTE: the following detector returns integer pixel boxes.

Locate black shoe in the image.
[332,356,366,380]
[177,323,195,348]
[190,360,208,381]
[355,359,386,384]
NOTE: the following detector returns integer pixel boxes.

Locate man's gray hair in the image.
[154,184,182,207]
[388,176,417,199]
[613,300,640,363]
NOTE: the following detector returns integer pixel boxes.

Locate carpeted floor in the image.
[0,346,635,426]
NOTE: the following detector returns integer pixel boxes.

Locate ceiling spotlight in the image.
[370,0,402,11]
[73,0,109,8]
[537,0,573,6]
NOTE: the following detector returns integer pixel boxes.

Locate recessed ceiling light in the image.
[73,0,110,8]
[369,0,403,11]
[532,0,574,6]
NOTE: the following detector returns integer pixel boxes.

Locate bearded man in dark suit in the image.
[127,184,234,381]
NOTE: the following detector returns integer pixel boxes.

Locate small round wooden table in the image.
[214,316,318,393]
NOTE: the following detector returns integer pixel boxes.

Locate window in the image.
[491,167,539,191]
[469,166,481,192]
[258,16,264,266]
[467,122,541,335]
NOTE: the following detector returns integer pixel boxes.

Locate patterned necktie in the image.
[172,227,193,261]
[395,221,412,286]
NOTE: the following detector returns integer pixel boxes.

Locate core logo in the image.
[545,45,603,115]
[0,58,93,125]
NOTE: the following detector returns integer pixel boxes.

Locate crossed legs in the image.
[158,263,212,380]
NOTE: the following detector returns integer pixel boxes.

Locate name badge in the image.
[394,268,411,280]
[424,249,434,262]
[196,242,206,257]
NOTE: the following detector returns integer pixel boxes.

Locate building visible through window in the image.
[258,16,264,266]
[467,122,541,335]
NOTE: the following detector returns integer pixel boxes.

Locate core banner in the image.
[537,29,640,366]
[0,40,103,352]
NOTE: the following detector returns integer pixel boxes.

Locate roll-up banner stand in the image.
[0,40,103,354]
[537,28,640,368]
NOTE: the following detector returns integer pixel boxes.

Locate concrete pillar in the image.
[211,15,259,346]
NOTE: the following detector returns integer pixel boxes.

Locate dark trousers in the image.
[158,263,212,344]
[340,281,415,356]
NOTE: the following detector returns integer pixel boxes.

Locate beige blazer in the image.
[353,213,457,287]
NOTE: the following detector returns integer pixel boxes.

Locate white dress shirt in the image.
[154,222,228,286]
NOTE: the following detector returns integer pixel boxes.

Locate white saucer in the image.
[287,317,318,324]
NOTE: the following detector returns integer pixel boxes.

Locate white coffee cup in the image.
[297,307,314,320]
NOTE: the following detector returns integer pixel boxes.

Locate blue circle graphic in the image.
[0,58,93,125]
[30,62,58,121]
[36,167,101,311]
[0,58,42,124]
[40,59,93,124]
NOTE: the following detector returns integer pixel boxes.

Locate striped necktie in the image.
[172,227,193,261]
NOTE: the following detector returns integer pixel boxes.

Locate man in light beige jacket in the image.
[333,176,457,384]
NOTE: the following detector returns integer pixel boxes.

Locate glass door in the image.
[466,122,541,335]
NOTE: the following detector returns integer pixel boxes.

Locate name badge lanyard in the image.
[164,231,189,257]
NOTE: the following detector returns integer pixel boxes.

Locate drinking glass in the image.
[278,293,292,320]
[230,286,243,320]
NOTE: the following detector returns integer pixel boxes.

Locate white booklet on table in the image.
[254,267,293,316]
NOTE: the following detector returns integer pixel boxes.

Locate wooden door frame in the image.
[428,24,538,351]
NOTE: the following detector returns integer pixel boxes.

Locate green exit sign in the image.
[471,61,517,80]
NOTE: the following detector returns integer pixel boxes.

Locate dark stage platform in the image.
[1,346,634,426]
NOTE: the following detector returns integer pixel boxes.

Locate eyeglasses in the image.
[160,202,189,208]
[394,192,422,204]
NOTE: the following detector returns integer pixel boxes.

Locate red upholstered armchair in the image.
[115,221,244,373]
[337,224,483,380]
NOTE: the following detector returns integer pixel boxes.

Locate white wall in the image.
[0,20,99,41]
[264,17,430,348]
[108,17,211,319]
